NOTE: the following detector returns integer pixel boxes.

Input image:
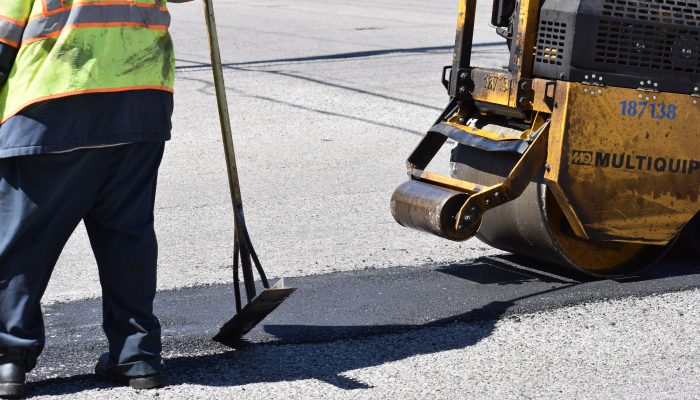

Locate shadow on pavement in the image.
[27,252,700,396]
[29,293,548,393]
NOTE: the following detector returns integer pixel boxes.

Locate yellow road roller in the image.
[391,0,700,277]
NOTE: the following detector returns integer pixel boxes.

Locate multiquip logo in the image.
[570,150,593,166]
[570,150,700,174]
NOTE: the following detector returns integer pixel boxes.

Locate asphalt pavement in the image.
[22,0,700,399]
[26,253,700,398]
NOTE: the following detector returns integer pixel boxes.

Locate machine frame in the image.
[392,0,700,275]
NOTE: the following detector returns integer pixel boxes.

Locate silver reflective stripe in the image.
[49,142,132,154]
[0,18,25,47]
[23,4,170,44]
[44,0,65,12]
[42,0,165,11]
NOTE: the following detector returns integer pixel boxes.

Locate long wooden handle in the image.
[202,0,270,298]
[202,0,245,216]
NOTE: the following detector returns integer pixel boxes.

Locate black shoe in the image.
[0,359,25,399]
[94,354,164,390]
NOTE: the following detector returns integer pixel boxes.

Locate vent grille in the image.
[602,0,700,27]
[535,20,567,66]
[595,19,700,73]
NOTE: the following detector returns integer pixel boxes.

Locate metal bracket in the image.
[450,68,475,99]
[515,78,534,108]
[406,115,550,234]
[442,65,452,91]
[452,120,550,230]
[544,80,557,109]
[407,98,462,173]
[637,80,660,93]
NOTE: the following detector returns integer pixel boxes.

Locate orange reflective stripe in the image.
[22,3,171,44]
[0,15,26,28]
[0,37,19,48]
[0,86,174,124]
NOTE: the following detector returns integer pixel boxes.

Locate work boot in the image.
[94,353,164,390]
[0,359,25,399]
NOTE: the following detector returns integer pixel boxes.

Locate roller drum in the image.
[391,181,479,241]
[450,144,668,277]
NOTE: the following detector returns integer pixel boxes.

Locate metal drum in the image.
[450,143,669,277]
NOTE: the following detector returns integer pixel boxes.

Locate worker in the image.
[0,0,191,397]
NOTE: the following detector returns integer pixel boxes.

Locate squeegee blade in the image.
[213,279,296,348]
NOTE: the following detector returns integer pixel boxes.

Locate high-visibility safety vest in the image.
[0,0,174,123]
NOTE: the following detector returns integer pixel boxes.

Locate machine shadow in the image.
[205,250,699,391]
[438,254,591,284]
[456,252,700,284]
[171,300,518,390]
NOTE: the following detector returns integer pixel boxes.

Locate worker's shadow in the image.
[31,298,532,394]
[28,252,699,395]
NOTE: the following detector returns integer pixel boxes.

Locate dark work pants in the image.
[0,142,165,376]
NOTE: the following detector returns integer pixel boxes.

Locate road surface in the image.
[24,0,700,399]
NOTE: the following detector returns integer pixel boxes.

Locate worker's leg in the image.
[84,142,165,377]
[0,152,106,371]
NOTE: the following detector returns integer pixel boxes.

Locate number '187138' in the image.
[620,100,677,120]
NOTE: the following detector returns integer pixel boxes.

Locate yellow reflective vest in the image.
[0,0,175,123]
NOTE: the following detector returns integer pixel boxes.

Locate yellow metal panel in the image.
[508,0,540,106]
[469,68,513,108]
[455,0,467,33]
[531,78,556,113]
[417,171,482,194]
[546,83,700,244]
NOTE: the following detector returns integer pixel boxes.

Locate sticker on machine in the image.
[570,150,699,174]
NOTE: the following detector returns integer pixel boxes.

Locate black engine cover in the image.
[533,0,700,94]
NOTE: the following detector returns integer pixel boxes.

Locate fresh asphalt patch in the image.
[31,252,700,388]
